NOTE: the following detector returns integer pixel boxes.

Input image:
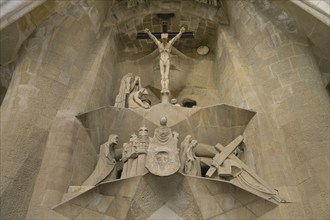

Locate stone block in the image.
[262,77,281,94]
[277,44,294,60]
[290,55,312,69]
[270,59,292,75]
[277,71,301,86]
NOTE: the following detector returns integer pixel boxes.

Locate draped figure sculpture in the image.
[184,139,201,176]
[135,127,150,175]
[121,134,137,179]
[114,73,141,108]
[127,88,151,109]
[82,134,118,186]
[121,128,149,179]
[179,135,193,172]
[145,27,185,92]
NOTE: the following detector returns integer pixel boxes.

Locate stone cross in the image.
[136,13,194,40]
[206,135,243,177]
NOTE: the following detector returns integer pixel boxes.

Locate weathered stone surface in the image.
[0,0,329,219]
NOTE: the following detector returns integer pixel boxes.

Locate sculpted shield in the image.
[146,119,180,176]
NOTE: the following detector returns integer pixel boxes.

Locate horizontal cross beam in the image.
[136,32,194,40]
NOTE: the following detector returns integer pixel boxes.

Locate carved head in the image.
[161,33,168,44]
[134,76,140,84]
[138,127,149,136]
[129,134,137,142]
[170,98,178,105]
[156,151,169,170]
[160,117,167,126]
[108,134,119,145]
[161,33,168,39]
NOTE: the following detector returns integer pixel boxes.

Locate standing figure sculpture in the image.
[121,142,130,178]
[82,134,119,186]
[179,135,193,172]
[121,134,138,178]
[135,127,150,175]
[121,127,150,179]
[184,139,201,176]
[145,27,185,92]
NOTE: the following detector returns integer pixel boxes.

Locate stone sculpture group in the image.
[58,35,283,213]
[79,115,281,203]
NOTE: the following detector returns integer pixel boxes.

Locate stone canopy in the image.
[54,173,277,219]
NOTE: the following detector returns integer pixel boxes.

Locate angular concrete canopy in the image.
[53,172,277,219]
[76,103,256,151]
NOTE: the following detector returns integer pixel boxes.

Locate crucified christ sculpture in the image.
[144,27,185,93]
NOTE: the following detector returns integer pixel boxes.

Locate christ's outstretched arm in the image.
[144,28,161,45]
[169,27,185,45]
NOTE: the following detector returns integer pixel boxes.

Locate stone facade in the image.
[0,0,329,219]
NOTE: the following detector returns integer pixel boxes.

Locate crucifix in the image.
[136,13,194,102]
[136,13,194,40]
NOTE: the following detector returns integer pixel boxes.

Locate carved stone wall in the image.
[0,0,329,219]
[214,1,329,218]
[0,3,118,219]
